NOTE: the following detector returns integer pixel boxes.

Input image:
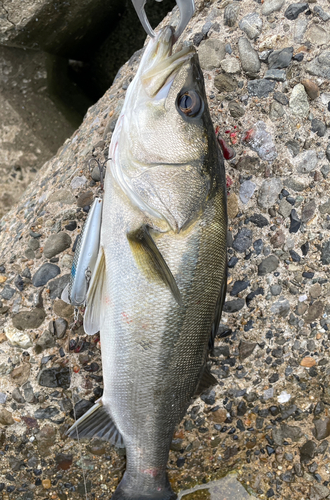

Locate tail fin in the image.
[67,399,124,448]
[111,474,177,500]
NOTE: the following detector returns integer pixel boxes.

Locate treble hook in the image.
[131,0,195,42]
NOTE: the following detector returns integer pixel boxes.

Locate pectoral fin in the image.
[84,248,106,335]
[127,226,182,306]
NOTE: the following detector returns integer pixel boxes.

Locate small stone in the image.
[36,424,57,456]
[238,37,261,76]
[293,150,318,174]
[228,101,245,118]
[301,356,317,368]
[270,229,285,248]
[230,280,250,296]
[0,285,15,300]
[35,331,56,354]
[227,193,239,219]
[268,47,293,69]
[239,12,263,39]
[0,408,14,425]
[306,25,329,47]
[232,228,252,252]
[239,341,256,361]
[32,263,61,287]
[288,213,300,235]
[224,2,240,27]
[311,119,327,138]
[259,50,272,62]
[76,190,94,208]
[284,3,308,20]
[319,199,330,215]
[38,367,71,390]
[270,284,282,296]
[258,178,283,209]
[321,164,330,179]
[243,121,277,162]
[10,363,31,386]
[214,73,237,92]
[286,139,300,157]
[261,0,285,16]
[300,440,317,462]
[327,143,330,163]
[301,79,320,100]
[313,418,330,441]
[278,198,292,218]
[306,51,330,80]
[48,274,70,300]
[304,301,324,323]
[5,327,32,348]
[43,232,71,259]
[269,100,285,119]
[42,479,51,489]
[223,298,245,313]
[210,408,227,424]
[239,180,256,204]
[12,387,25,404]
[34,406,59,420]
[258,255,279,276]
[314,5,330,22]
[309,485,330,500]
[274,92,289,106]
[301,200,316,223]
[54,318,68,339]
[0,393,7,404]
[294,17,308,42]
[289,84,310,117]
[198,39,226,70]
[265,69,286,82]
[270,297,290,317]
[53,299,74,319]
[220,57,240,74]
[247,79,275,97]
[248,214,268,227]
[71,176,87,190]
[48,189,75,204]
[12,308,46,331]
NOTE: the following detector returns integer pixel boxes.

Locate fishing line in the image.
[68,306,89,500]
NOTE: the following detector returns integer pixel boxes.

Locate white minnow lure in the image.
[61,197,103,306]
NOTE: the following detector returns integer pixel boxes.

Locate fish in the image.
[68,25,227,500]
[61,197,103,306]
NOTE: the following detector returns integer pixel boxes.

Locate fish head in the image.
[124,26,217,170]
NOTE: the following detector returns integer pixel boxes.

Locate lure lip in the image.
[131,0,195,42]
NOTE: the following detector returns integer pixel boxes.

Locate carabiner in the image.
[131,0,195,42]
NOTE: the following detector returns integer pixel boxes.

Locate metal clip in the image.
[131,0,195,42]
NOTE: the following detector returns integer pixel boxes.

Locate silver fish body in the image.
[69,27,227,500]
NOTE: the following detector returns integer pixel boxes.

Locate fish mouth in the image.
[140,26,195,98]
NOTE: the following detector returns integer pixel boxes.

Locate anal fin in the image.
[84,248,106,335]
[194,366,218,396]
[67,399,124,448]
[127,225,182,306]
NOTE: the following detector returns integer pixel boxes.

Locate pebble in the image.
[35,330,56,353]
[311,118,327,137]
[220,57,240,74]
[223,298,245,313]
[5,327,32,348]
[48,274,70,299]
[306,25,329,47]
[286,139,300,157]
[270,297,290,317]
[293,149,318,174]
[248,214,268,227]
[12,308,46,330]
[43,232,71,259]
[301,200,316,223]
[247,79,275,97]
[38,366,71,390]
[0,408,14,426]
[258,178,283,209]
[0,285,15,300]
[242,121,277,162]
[232,228,252,252]
[230,280,250,296]
[265,69,286,82]
[239,341,256,361]
[10,363,31,386]
[284,3,308,20]
[32,263,61,287]
[214,73,237,92]
[227,193,239,219]
[239,12,263,39]
[238,37,261,76]
[268,47,293,69]
[261,0,285,16]
[327,143,330,163]
[198,39,226,70]
[269,100,285,119]
[54,317,68,339]
[0,393,7,404]
[278,198,292,218]
[301,79,320,100]
[306,51,330,80]
[239,180,256,204]
[48,189,75,204]
[12,387,25,404]
[70,175,87,190]
[314,5,330,22]
[289,83,310,117]
[258,255,279,275]
[289,209,301,233]
[313,418,330,441]
[228,101,245,118]
[270,284,282,296]
[224,2,241,27]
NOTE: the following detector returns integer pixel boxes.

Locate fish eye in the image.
[177,91,202,117]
